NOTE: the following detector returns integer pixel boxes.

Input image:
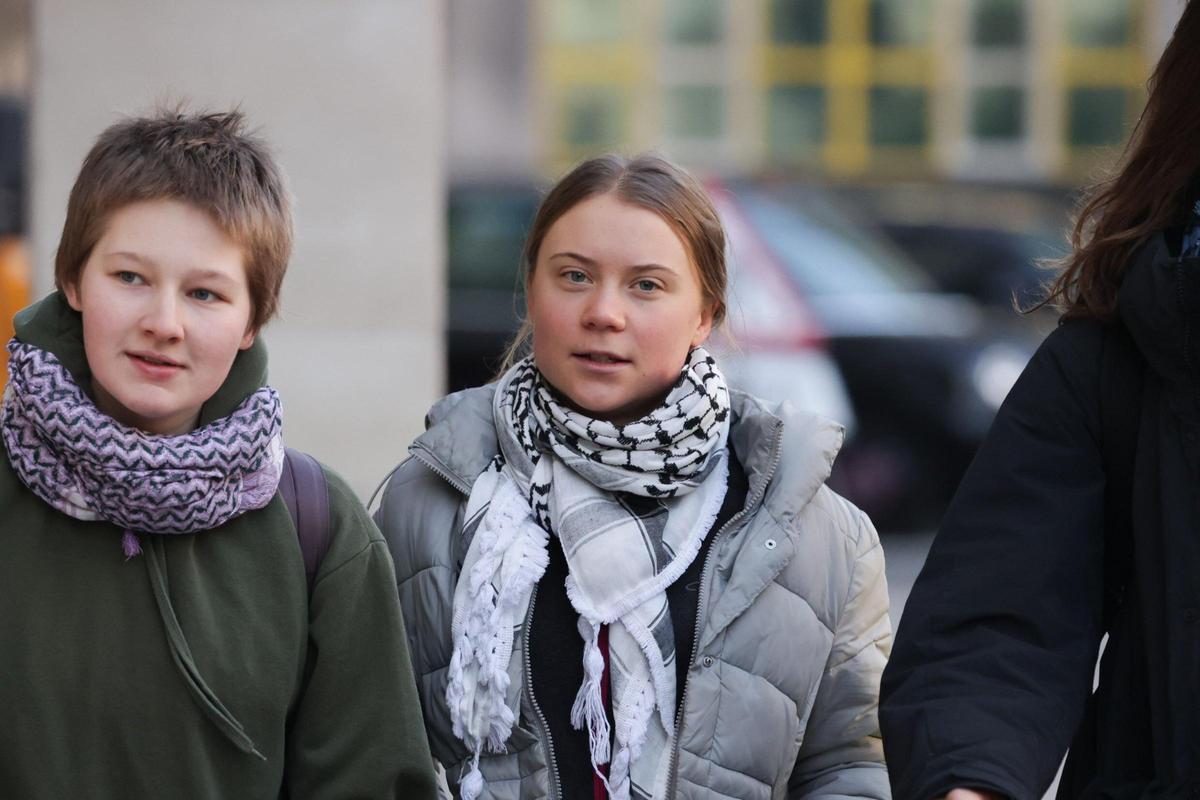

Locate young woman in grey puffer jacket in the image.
[375,154,892,800]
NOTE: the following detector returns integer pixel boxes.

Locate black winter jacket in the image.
[880,233,1200,800]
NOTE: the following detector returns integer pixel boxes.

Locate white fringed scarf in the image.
[446,348,731,800]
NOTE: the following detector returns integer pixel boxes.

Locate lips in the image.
[127,350,185,379]
[573,351,630,364]
[129,351,183,367]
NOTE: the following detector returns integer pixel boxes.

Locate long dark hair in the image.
[496,153,728,373]
[1042,2,1200,320]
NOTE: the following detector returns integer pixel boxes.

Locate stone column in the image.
[32,0,445,497]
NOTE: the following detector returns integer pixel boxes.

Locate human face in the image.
[64,199,255,436]
[527,192,715,424]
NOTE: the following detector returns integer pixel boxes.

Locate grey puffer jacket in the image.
[376,385,891,800]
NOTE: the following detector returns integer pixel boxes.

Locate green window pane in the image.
[665,85,724,138]
[768,85,826,159]
[869,0,931,45]
[870,86,928,146]
[665,0,723,43]
[973,0,1025,47]
[1067,87,1129,146]
[1067,0,1132,46]
[447,189,537,290]
[564,88,624,149]
[551,0,624,43]
[771,0,827,45]
[971,86,1025,140]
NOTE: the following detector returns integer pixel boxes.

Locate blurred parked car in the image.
[716,180,1040,527]
[879,223,1065,313]
[445,182,855,431]
[835,182,1070,321]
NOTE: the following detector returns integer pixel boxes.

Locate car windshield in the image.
[734,187,933,296]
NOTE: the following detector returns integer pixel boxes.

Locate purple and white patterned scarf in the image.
[2,340,285,555]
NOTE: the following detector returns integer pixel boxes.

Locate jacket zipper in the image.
[411,447,563,798]
[523,583,563,800]
[663,422,786,798]
[409,446,473,496]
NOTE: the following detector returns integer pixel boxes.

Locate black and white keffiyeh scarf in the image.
[447,347,731,800]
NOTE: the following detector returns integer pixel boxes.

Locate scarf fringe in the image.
[121,530,143,559]
[571,620,613,771]
[446,474,549,771]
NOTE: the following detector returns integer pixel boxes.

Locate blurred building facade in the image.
[528,0,1182,182]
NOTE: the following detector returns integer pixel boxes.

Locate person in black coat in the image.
[879,4,1200,798]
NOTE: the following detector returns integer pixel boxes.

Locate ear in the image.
[690,300,715,348]
[239,325,257,350]
[63,281,83,312]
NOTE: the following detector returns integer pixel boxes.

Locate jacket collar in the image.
[410,382,844,522]
[412,382,846,653]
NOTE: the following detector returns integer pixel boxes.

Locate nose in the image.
[142,291,185,342]
[581,286,625,331]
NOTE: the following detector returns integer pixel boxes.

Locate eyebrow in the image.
[105,252,237,284]
[548,251,678,274]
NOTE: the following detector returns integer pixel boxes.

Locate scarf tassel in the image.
[460,759,485,800]
[122,530,143,559]
[572,622,613,777]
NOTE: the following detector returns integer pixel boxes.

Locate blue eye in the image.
[190,288,214,302]
[636,279,659,292]
[566,270,588,283]
[117,271,141,284]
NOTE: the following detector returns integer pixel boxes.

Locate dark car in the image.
[833,182,1070,317]
[717,181,1040,526]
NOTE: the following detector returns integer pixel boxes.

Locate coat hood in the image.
[1118,235,1200,391]
[12,291,269,426]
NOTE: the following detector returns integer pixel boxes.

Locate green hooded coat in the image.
[0,294,437,799]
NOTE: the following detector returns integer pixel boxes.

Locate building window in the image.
[971,85,1025,140]
[551,0,624,43]
[665,85,725,139]
[771,0,827,45]
[972,0,1025,47]
[665,0,723,44]
[768,85,825,159]
[1067,87,1129,146]
[1067,0,1133,46]
[869,0,931,46]
[564,87,624,149]
[870,86,928,146]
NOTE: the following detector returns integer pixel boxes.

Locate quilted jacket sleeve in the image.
[878,321,1109,800]
[788,496,892,799]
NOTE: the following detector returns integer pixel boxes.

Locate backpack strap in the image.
[1098,321,1143,627]
[279,448,332,594]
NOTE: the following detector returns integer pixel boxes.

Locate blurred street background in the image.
[0,0,1186,618]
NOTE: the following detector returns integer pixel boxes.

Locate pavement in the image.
[879,530,936,624]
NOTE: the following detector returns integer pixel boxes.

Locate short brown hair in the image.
[54,106,292,332]
[499,153,727,372]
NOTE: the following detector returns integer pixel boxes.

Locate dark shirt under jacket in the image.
[529,452,750,799]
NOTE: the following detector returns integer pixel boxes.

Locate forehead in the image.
[542,193,691,267]
[92,199,247,278]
